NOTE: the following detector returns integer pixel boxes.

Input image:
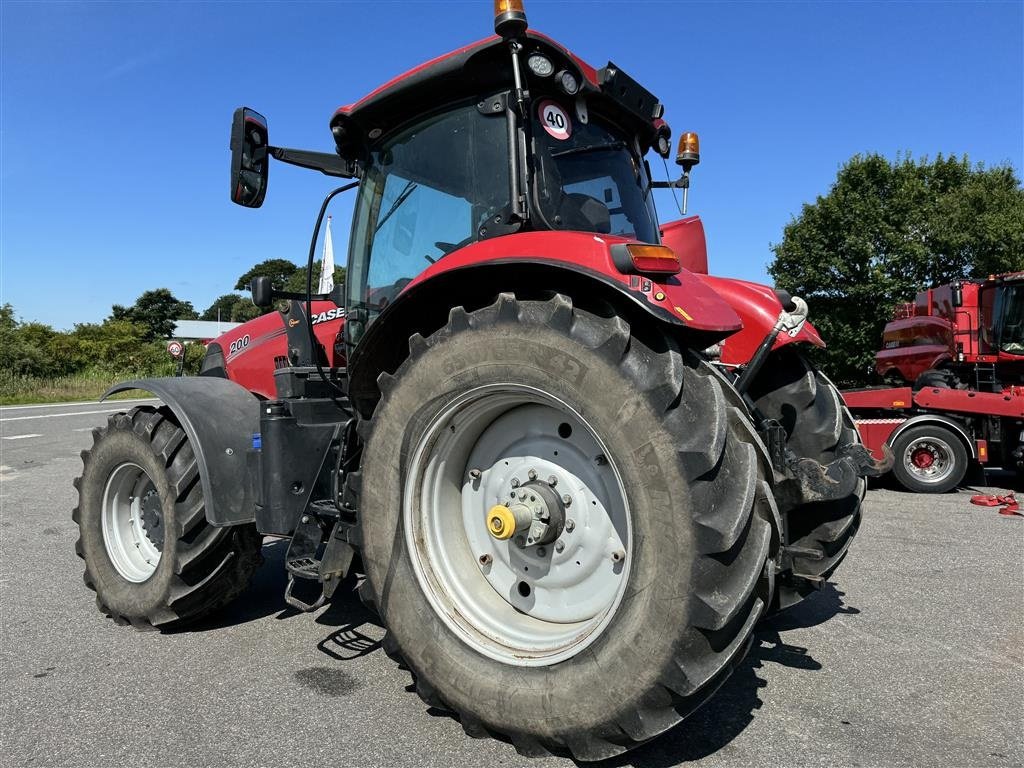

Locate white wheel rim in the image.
[903,437,955,485]
[101,462,162,582]
[403,384,631,667]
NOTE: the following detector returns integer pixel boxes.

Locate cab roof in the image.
[329,31,663,155]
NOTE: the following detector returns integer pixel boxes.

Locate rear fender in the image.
[698,275,825,366]
[103,377,261,526]
[346,233,743,415]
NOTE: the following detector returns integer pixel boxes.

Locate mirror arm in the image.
[269,146,359,179]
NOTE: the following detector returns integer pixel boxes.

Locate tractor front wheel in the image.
[73,406,263,628]
[747,348,865,612]
[357,293,775,760]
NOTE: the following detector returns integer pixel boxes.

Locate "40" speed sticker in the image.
[538,100,572,141]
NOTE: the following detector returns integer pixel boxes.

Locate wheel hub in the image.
[140,489,164,550]
[101,462,162,582]
[488,479,565,545]
[911,447,935,469]
[404,386,631,666]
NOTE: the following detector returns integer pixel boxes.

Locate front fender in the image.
[103,377,261,526]
[697,275,825,366]
[347,232,744,413]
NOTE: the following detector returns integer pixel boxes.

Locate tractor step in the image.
[282,512,360,612]
[286,556,321,580]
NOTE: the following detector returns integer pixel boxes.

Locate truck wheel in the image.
[73,406,263,628]
[747,348,864,611]
[890,423,968,493]
[357,293,775,760]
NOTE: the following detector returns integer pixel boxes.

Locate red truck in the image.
[844,272,1024,492]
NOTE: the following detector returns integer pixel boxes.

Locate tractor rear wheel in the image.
[357,293,776,760]
[73,406,263,628]
[747,347,865,611]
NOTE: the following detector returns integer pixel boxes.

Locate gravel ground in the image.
[1,401,1021,768]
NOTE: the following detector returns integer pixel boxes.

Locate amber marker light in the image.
[676,132,700,171]
[611,243,681,275]
[494,0,528,38]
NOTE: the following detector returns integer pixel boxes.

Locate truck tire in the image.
[747,348,865,611]
[73,406,263,628]
[890,423,969,494]
[357,293,776,760]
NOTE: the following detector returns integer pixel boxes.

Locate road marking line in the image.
[0,398,157,413]
[72,427,96,432]
[0,408,131,423]
[2,434,42,440]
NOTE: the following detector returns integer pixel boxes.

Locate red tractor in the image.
[73,3,882,759]
[845,272,1024,492]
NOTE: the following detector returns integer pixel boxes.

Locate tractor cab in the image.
[330,32,666,343]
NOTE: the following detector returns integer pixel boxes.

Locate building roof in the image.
[172,319,241,341]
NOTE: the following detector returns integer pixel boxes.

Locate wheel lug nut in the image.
[611,549,625,563]
[469,468,481,480]
[563,494,573,506]
[555,541,565,553]
[511,478,520,488]
[565,519,575,532]
[528,469,537,481]
[478,553,492,566]
[536,547,546,557]
[548,475,558,486]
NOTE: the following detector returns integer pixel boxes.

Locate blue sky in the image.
[2,0,1021,330]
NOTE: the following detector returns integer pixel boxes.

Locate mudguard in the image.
[698,275,825,366]
[346,230,744,411]
[103,377,261,527]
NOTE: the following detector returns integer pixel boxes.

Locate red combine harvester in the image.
[844,272,1024,493]
[73,2,884,758]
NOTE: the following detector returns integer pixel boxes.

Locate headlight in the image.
[556,70,579,95]
[527,53,553,77]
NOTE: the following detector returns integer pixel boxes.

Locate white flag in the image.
[318,215,335,294]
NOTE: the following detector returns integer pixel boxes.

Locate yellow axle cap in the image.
[487,505,517,540]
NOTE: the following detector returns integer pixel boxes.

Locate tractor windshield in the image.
[346,103,510,333]
[531,103,659,243]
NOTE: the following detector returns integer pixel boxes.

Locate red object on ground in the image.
[969,493,1020,516]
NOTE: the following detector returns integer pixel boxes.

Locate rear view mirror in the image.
[250,276,273,308]
[230,107,269,207]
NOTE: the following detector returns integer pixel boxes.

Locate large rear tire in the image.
[747,347,864,612]
[73,406,263,629]
[357,293,777,760]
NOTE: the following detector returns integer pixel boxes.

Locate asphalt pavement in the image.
[1,400,1022,768]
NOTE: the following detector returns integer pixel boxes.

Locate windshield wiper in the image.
[550,140,626,159]
[375,180,418,233]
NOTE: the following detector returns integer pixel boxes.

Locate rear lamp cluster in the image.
[610,244,681,276]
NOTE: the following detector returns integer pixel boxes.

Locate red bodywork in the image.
[876,272,1024,382]
[212,302,345,400]
[842,384,1024,463]
[402,229,742,334]
[696,275,825,365]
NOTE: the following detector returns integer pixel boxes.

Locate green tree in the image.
[0,304,51,377]
[111,288,199,341]
[234,258,300,291]
[200,294,244,321]
[282,261,346,294]
[770,154,1024,385]
[202,293,269,323]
